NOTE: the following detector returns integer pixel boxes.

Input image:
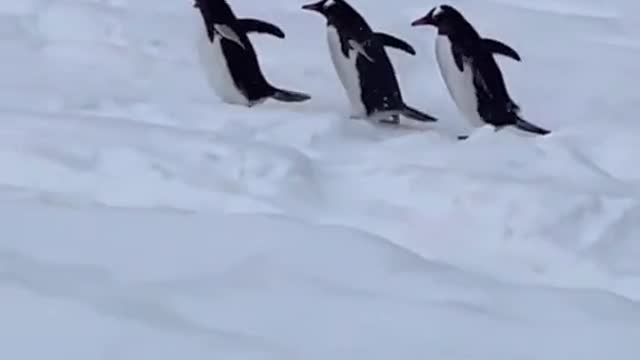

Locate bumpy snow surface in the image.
[2,0,640,359]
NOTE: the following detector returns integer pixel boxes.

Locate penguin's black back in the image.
[327,0,406,114]
[471,48,521,126]
[441,6,521,124]
[354,43,405,114]
[196,0,275,101]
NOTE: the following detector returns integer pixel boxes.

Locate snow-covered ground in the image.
[1,0,640,359]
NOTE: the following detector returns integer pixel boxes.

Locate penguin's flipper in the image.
[452,45,465,71]
[514,117,550,135]
[373,32,416,55]
[483,38,521,61]
[270,88,312,103]
[213,24,246,49]
[238,19,285,39]
[401,105,438,122]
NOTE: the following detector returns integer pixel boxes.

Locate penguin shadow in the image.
[351,114,438,132]
[327,113,464,145]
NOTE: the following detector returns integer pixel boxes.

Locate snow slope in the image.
[1,0,640,359]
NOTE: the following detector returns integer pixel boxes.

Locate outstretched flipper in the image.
[239,18,285,39]
[401,104,438,122]
[374,32,416,55]
[483,38,521,61]
[513,116,550,135]
[270,88,312,103]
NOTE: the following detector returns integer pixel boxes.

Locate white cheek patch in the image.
[432,5,444,17]
[324,0,336,9]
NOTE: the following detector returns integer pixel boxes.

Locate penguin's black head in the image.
[302,0,370,33]
[301,0,346,18]
[193,0,236,23]
[411,4,465,35]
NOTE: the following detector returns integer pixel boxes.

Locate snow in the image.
[1,0,640,359]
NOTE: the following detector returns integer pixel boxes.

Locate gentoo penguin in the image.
[194,0,311,107]
[302,0,437,124]
[411,5,550,137]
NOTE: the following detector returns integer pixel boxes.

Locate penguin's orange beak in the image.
[302,1,325,13]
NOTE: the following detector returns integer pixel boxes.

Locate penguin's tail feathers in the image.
[514,116,551,136]
[270,88,312,103]
[401,104,438,122]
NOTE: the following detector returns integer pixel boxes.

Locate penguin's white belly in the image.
[326,26,366,117]
[197,31,249,106]
[435,36,484,128]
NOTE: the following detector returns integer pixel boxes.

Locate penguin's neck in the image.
[440,22,481,46]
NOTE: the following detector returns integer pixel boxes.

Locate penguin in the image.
[302,0,437,124]
[193,0,311,107]
[411,4,550,137]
